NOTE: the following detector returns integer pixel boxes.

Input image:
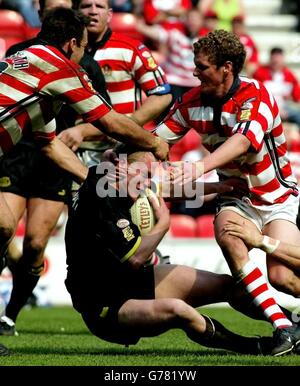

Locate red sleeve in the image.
[290,73,300,102]
[143,0,159,25]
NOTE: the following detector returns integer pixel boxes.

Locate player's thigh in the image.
[154,265,197,299]
[25,198,65,240]
[118,298,184,336]
[154,264,231,306]
[1,192,26,224]
[263,219,300,245]
[214,209,257,243]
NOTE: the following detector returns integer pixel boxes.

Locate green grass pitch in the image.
[0,306,300,366]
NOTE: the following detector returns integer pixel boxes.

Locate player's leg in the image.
[154,264,233,306]
[117,298,261,354]
[0,193,27,335]
[0,192,26,274]
[5,198,65,324]
[215,209,298,355]
[154,260,298,326]
[264,219,300,296]
[0,192,19,263]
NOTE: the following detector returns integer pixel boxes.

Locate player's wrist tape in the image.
[261,236,280,254]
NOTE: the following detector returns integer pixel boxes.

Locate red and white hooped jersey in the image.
[155,76,298,206]
[156,26,201,88]
[92,30,170,115]
[0,44,111,156]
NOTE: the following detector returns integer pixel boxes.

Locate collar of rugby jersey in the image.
[219,76,241,105]
[36,35,72,60]
[86,28,113,57]
[41,44,84,74]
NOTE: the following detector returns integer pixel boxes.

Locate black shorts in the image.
[0,142,72,203]
[67,266,155,346]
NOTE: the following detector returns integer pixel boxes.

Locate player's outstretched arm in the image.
[224,219,300,271]
[41,137,88,183]
[94,110,169,161]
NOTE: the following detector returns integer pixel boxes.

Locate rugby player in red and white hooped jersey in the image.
[155,30,300,356]
[75,0,172,127]
[0,8,168,280]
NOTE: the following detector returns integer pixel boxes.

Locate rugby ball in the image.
[130,189,159,235]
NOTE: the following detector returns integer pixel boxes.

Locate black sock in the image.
[0,252,7,275]
[198,315,261,355]
[6,262,44,322]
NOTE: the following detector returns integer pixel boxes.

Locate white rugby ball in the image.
[130,189,159,235]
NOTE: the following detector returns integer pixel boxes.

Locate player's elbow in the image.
[127,254,144,270]
[98,110,127,136]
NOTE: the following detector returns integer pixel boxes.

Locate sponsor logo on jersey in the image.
[102,64,112,76]
[122,226,135,241]
[141,51,157,69]
[117,219,130,229]
[148,84,171,95]
[147,57,156,69]
[240,109,251,121]
[0,176,11,187]
[11,55,29,70]
[83,74,96,93]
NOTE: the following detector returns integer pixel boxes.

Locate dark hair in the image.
[113,143,139,158]
[38,7,89,47]
[193,29,246,76]
[39,0,76,12]
[270,47,284,55]
[39,0,46,11]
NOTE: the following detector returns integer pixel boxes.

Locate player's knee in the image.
[167,299,191,322]
[0,223,15,243]
[216,232,242,257]
[23,236,46,259]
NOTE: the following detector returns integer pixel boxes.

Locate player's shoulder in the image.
[6,38,38,57]
[110,31,148,51]
[234,76,264,103]
[175,86,203,108]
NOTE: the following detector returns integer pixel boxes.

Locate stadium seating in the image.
[0,9,29,58]
[169,214,197,237]
[196,214,215,238]
[110,13,145,41]
[0,9,27,38]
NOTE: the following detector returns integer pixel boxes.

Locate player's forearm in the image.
[260,236,300,271]
[202,134,251,174]
[41,137,88,183]
[131,94,172,126]
[162,181,229,201]
[130,226,168,267]
[96,109,168,157]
